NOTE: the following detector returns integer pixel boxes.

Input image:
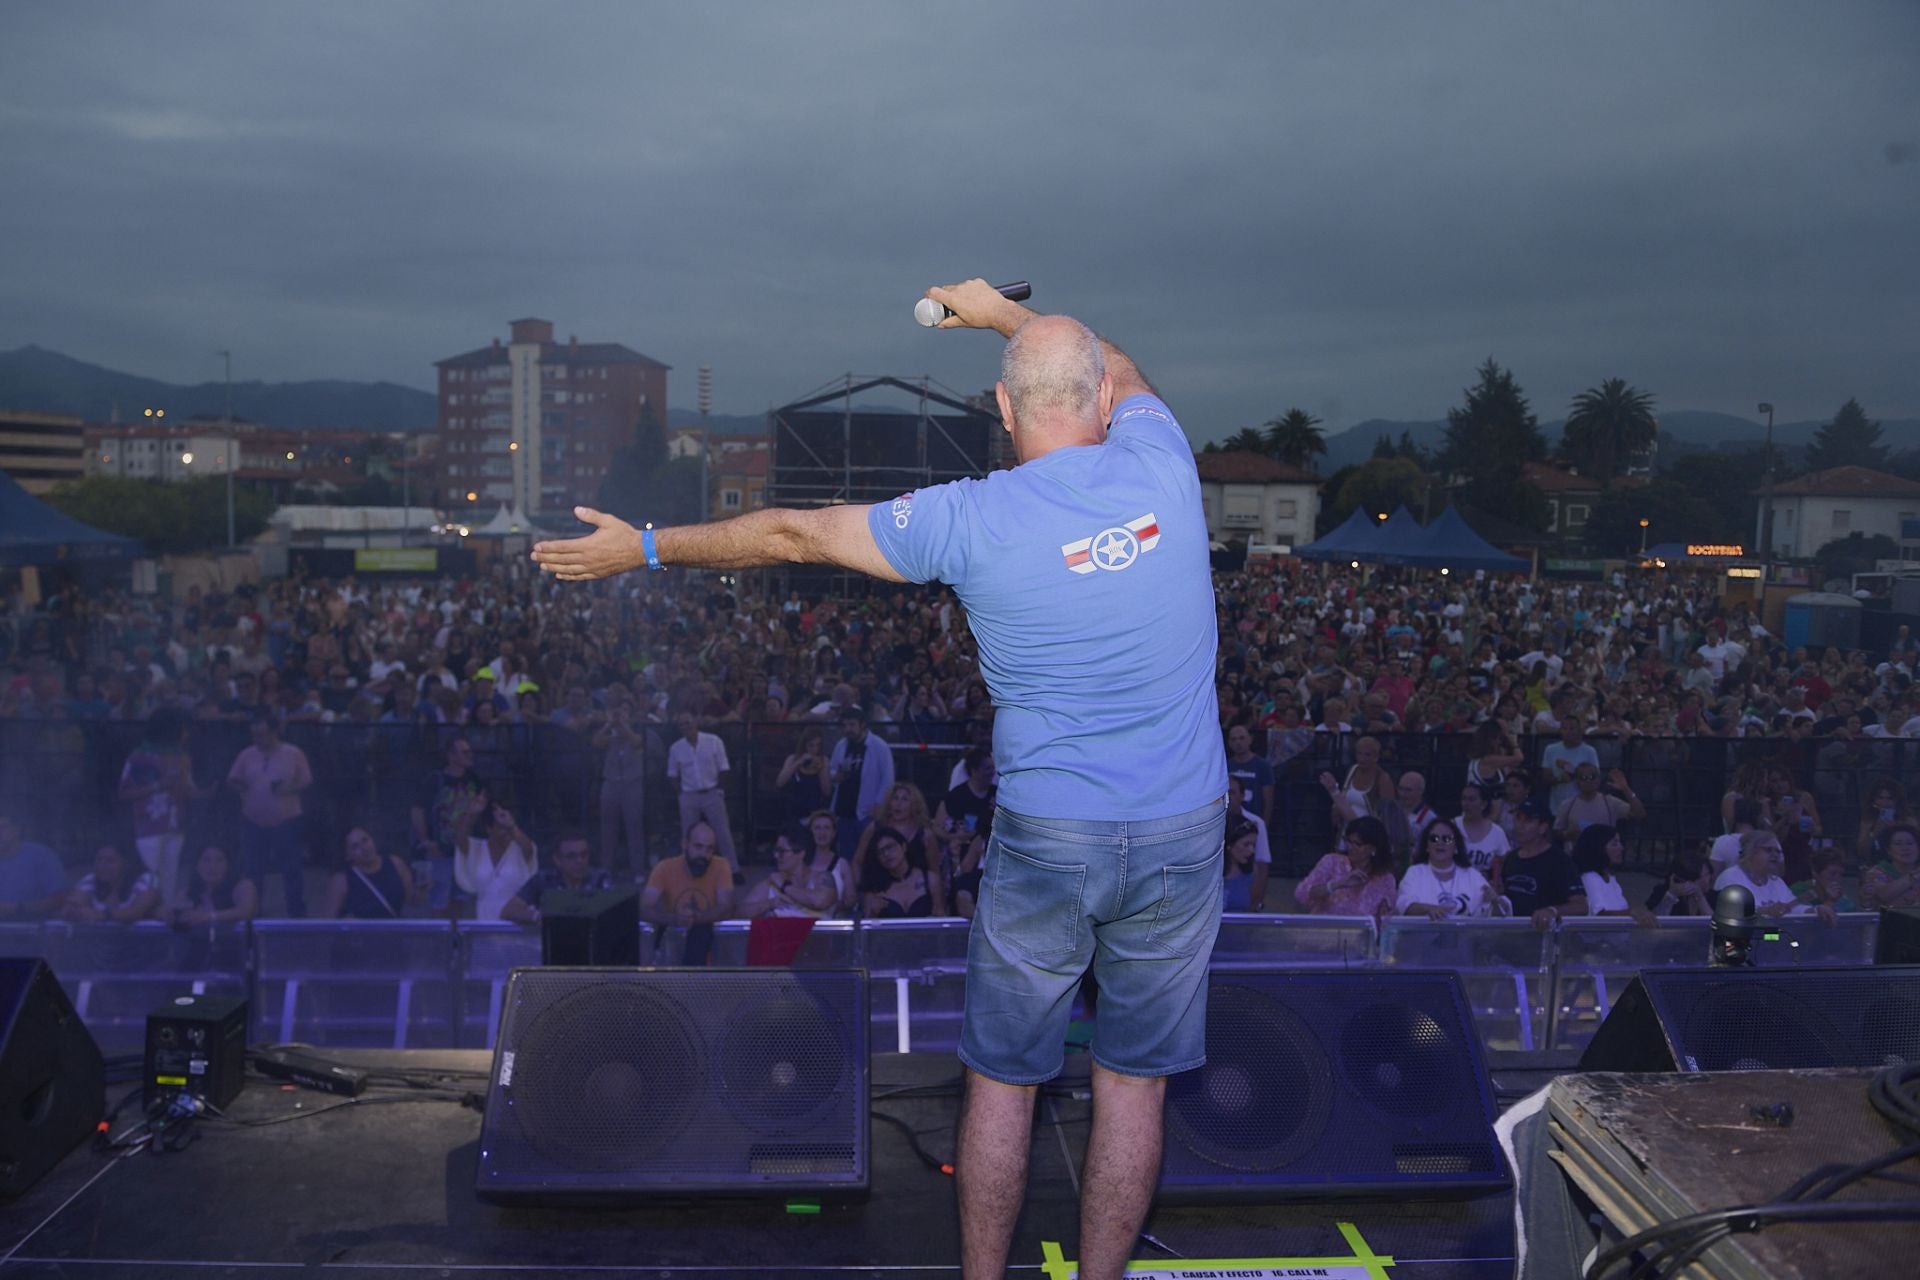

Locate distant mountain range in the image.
[6,346,1914,467]
[1320,409,1920,472]
[0,345,767,436]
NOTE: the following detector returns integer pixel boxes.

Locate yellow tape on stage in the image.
[1040,1222,1394,1279]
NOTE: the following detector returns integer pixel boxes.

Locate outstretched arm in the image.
[926,278,1155,403]
[532,503,908,584]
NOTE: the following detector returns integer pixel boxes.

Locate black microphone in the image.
[915,280,1032,327]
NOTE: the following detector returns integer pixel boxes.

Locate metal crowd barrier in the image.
[4,913,1892,1063]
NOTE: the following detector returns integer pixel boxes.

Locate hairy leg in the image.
[1077,1064,1166,1280]
[956,1069,1037,1279]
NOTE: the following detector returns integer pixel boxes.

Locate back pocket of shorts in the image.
[1147,858,1223,958]
[984,843,1087,960]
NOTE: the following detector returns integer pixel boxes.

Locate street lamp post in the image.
[219,350,235,549]
[1757,401,1775,593]
[1639,517,1650,554]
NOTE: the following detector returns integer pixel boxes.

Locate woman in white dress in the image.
[1397,818,1496,919]
[455,802,536,922]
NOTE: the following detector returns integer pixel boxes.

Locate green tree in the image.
[1812,532,1901,585]
[1332,457,1426,523]
[1370,434,1397,461]
[44,476,274,554]
[1582,480,1719,557]
[1262,408,1326,471]
[596,400,676,522]
[1223,426,1268,453]
[1561,378,1658,487]
[1804,398,1888,472]
[1665,446,1774,545]
[1439,358,1549,528]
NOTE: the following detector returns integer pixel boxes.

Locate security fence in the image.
[2,717,1915,878]
[5,912,1884,1068]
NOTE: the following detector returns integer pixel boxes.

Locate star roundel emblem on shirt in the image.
[1060,512,1161,575]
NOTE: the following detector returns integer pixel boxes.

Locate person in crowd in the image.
[948,822,989,920]
[1709,827,1791,913]
[1294,816,1398,919]
[171,842,258,929]
[1495,768,1534,843]
[802,810,854,913]
[858,824,946,919]
[1221,775,1272,877]
[1855,778,1915,861]
[411,735,489,911]
[1709,798,1767,877]
[1318,734,1395,823]
[1220,820,1267,913]
[667,710,735,864]
[1457,781,1510,881]
[63,843,161,923]
[1396,817,1496,919]
[455,801,536,922]
[1720,761,1773,834]
[1224,724,1274,824]
[640,820,736,930]
[1539,717,1598,815]
[933,747,997,863]
[322,826,416,920]
[0,813,67,921]
[1497,799,1586,930]
[739,826,839,919]
[1645,848,1715,918]
[1553,765,1647,838]
[226,709,313,917]
[116,707,209,908]
[502,830,613,926]
[593,694,650,876]
[1861,823,1920,912]
[1790,848,1859,916]
[1465,721,1523,791]
[827,704,894,861]
[853,781,933,890]
[775,727,833,827]
[1570,824,1656,925]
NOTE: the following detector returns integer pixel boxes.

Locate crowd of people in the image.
[3,556,1919,931]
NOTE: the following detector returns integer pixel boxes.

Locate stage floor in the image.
[1,1051,1518,1279]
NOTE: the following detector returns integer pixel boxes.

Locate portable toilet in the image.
[1782,592,1863,651]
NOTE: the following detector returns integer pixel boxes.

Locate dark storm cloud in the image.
[0,1,1915,441]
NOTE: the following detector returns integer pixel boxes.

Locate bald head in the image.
[1000,315,1107,434]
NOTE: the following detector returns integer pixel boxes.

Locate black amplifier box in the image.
[145,993,248,1110]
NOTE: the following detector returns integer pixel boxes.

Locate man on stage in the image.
[532,277,1225,1280]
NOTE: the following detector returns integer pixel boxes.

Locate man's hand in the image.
[531,508,643,581]
[926,279,1030,337]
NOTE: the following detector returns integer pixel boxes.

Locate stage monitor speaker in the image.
[1578,965,1920,1073]
[0,958,105,1200]
[540,887,640,966]
[1157,970,1510,1201]
[1876,909,1920,965]
[475,967,868,1205]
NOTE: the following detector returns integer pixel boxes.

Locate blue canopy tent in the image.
[1403,506,1529,573]
[0,470,141,567]
[1292,507,1380,561]
[1359,506,1428,565]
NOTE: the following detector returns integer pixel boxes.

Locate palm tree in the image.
[1263,408,1327,471]
[1562,379,1657,487]
[1223,426,1268,453]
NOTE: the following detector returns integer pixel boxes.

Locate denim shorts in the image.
[959,798,1225,1085]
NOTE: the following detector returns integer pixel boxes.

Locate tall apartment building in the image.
[434,318,669,517]
[0,410,87,494]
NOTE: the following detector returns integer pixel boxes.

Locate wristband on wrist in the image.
[641,523,663,571]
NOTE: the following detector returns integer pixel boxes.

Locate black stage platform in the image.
[2,1051,1518,1279]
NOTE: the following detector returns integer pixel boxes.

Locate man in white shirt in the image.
[666,712,735,863]
[1712,830,1804,917]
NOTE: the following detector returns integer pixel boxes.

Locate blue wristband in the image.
[641,524,663,571]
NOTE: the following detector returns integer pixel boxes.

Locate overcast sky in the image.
[2,2,1915,441]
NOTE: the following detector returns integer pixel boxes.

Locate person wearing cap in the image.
[533,278,1225,1280]
[1495,797,1586,930]
[827,704,894,861]
[667,711,735,865]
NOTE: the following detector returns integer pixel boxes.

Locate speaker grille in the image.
[477,968,867,1203]
[1159,971,1507,1199]
[1642,967,1920,1071]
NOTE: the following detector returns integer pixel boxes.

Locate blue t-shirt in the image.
[869,394,1225,820]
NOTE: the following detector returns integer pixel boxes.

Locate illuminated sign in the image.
[1686,543,1745,557]
[354,548,438,572]
[1726,567,1762,579]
